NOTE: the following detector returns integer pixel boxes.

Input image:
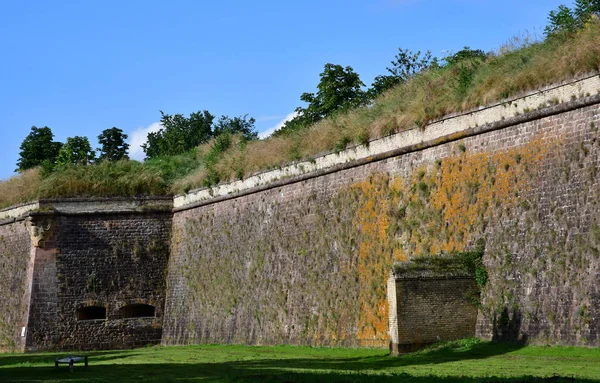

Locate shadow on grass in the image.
[0,362,592,383]
[0,341,596,383]
[0,349,140,368]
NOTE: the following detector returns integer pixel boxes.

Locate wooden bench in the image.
[54,356,88,371]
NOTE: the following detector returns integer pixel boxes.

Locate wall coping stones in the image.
[35,197,173,216]
[174,73,600,211]
[0,197,173,225]
[0,202,40,223]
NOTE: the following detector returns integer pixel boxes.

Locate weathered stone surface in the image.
[164,102,600,348]
[1,78,600,352]
[24,210,172,351]
[392,277,478,352]
[0,220,32,352]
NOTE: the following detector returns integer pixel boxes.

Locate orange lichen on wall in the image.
[351,175,402,345]
[346,135,555,345]
[391,138,553,258]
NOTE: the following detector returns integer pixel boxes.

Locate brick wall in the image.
[0,219,32,352]
[393,278,478,352]
[25,208,172,351]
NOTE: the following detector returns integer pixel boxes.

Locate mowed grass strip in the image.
[1,339,600,382]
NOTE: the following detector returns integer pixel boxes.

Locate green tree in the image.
[444,47,486,66]
[368,75,403,100]
[213,115,258,140]
[15,126,63,172]
[276,63,367,135]
[367,48,437,100]
[574,0,600,26]
[444,47,488,98]
[544,1,600,37]
[56,136,95,167]
[545,4,577,36]
[143,110,215,159]
[97,127,129,161]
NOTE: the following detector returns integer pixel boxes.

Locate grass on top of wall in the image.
[1,339,600,382]
[172,23,600,193]
[0,160,169,209]
[2,21,600,206]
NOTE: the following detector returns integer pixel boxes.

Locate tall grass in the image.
[36,160,169,199]
[0,161,171,209]
[0,169,42,209]
[1,22,600,205]
[172,22,600,193]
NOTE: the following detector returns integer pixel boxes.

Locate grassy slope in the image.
[1,22,600,208]
[1,339,600,382]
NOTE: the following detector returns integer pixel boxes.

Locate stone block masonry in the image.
[165,75,600,348]
[0,219,33,352]
[2,76,600,352]
[0,198,173,352]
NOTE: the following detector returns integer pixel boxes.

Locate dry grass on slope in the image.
[173,22,600,194]
[0,161,170,209]
[2,23,600,206]
[0,169,42,210]
[36,160,168,199]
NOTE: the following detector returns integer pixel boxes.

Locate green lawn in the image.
[1,338,599,382]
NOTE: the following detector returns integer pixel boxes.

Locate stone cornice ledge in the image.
[0,202,40,223]
[0,197,173,225]
[174,74,600,212]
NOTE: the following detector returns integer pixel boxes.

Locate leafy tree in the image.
[444,47,486,66]
[545,1,600,37]
[444,47,488,99]
[56,136,95,167]
[276,64,367,135]
[367,48,437,100]
[387,48,438,81]
[574,0,600,26]
[545,5,577,36]
[213,115,258,140]
[368,75,403,100]
[97,127,129,161]
[143,110,215,159]
[15,126,63,172]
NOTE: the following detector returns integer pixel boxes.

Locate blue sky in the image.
[0,0,570,180]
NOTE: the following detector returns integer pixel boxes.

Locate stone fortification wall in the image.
[0,218,32,352]
[164,75,600,347]
[2,76,600,352]
[23,198,172,352]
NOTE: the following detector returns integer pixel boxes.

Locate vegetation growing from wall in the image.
[167,130,563,346]
[0,223,30,352]
[393,242,487,307]
[1,13,600,207]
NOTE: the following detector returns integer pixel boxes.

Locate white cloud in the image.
[128,122,163,161]
[256,115,285,122]
[258,111,299,139]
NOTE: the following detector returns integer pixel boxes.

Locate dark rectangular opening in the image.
[119,304,155,319]
[77,306,107,320]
